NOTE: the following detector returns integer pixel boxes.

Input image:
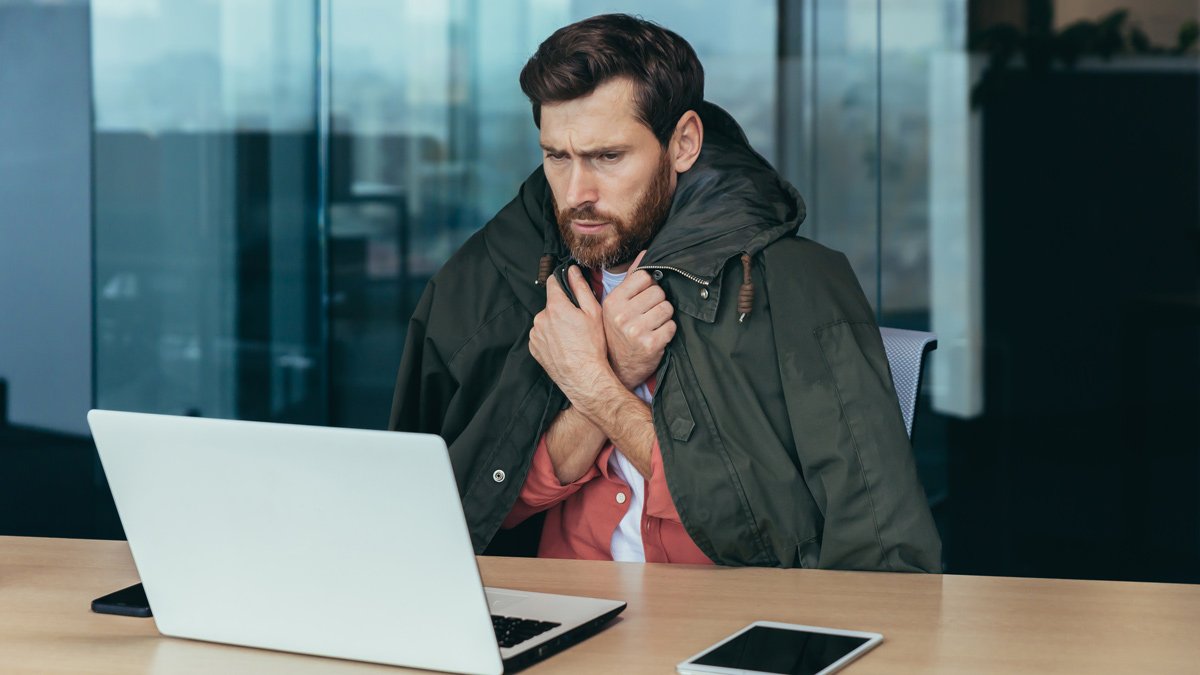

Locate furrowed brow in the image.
[540,144,631,158]
[580,145,631,158]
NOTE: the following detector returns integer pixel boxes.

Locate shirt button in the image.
[492,469,505,483]
[651,270,664,281]
[615,492,627,504]
[699,287,709,299]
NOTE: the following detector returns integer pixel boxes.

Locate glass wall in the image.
[0,0,93,435]
[93,0,325,424]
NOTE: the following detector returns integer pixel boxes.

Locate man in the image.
[390,14,941,572]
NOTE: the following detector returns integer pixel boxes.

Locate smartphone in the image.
[677,621,883,675]
[91,582,152,617]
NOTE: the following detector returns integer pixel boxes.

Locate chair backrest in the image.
[878,327,938,440]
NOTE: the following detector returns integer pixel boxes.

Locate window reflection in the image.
[93,0,323,423]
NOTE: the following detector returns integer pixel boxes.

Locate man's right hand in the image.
[603,251,676,390]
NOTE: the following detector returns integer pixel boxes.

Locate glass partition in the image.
[93,0,325,424]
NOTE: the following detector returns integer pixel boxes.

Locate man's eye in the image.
[545,153,567,161]
[599,153,621,162]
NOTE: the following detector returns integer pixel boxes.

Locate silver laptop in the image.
[88,410,625,674]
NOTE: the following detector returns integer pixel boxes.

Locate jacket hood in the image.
[640,102,806,283]
[483,101,805,314]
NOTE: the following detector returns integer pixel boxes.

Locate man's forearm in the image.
[568,371,656,479]
[544,405,608,485]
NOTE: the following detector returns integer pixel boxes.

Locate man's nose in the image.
[564,163,599,209]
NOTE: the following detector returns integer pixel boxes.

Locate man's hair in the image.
[519,14,704,146]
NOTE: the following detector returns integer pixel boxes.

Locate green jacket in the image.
[389,103,942,572]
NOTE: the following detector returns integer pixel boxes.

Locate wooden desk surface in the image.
[2,536,1198,674]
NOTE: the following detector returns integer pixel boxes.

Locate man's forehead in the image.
[538,78,650,150]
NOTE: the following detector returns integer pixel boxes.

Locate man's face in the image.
[539,78,675,270]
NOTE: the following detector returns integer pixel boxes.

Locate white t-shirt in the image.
[599,267,653,562]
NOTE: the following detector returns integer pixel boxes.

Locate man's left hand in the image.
[529,266,612,400]
[602,250,676,389]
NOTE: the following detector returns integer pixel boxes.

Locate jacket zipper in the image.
[636,264,710,286]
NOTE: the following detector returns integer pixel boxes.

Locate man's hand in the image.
[529,265,611,400]
[529,261,659,481]
[603,251,676,389]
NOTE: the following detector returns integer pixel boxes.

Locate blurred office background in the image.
[1,0,1196,582]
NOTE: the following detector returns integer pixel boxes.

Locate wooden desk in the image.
[2,536,1198,673]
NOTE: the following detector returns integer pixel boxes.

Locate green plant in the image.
[969,8,1199,107]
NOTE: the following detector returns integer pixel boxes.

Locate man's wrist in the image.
[573,372,647,434]
[565,366,627,418]
[610,362,640,391]
[556,361,655,478]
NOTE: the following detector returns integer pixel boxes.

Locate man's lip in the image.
[572,220,610,232]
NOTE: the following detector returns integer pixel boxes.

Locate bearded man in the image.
[389,14,942,572]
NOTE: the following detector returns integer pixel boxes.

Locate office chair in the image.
[878,327,937,440]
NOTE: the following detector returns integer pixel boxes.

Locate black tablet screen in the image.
[690,626,870,674]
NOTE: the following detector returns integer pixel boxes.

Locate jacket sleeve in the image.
[388,279,457,434]
[768,245,942,573]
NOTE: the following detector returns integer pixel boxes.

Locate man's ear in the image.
[670,110,703,173]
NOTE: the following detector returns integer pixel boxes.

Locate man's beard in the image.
[554,151,674,270]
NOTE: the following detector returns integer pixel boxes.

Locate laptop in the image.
[87,410,625,674]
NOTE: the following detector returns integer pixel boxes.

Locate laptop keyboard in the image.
[491,615,561,649]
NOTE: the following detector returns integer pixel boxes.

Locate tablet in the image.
[676,621,883,675]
